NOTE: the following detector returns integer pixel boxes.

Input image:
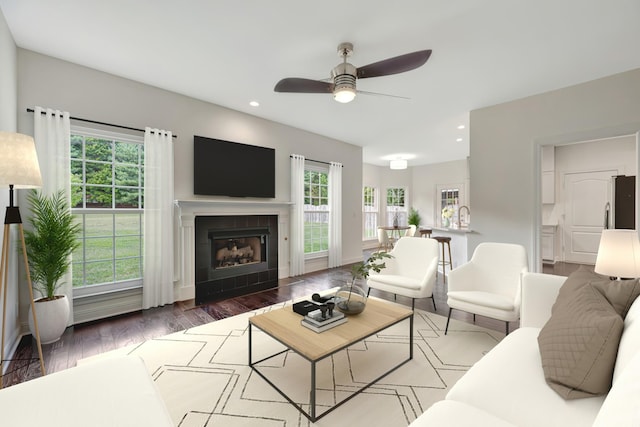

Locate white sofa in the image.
[0,355,173,426]
[410,272,640,427]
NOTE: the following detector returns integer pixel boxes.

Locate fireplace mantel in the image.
[173,199,291,301]
[175,199,292,209]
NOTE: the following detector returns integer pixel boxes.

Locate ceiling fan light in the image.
[334,87,356,103]
[390,159,408,170]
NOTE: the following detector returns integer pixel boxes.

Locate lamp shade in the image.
[594,229,640,278]
[0,131,42,188]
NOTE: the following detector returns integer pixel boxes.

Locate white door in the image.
[563,170,615,264]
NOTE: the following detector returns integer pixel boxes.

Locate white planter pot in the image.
[28,295,70,345]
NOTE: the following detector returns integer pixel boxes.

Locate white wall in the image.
[470,68,640,271]
[15,50,364,320]
[0,7,20,370]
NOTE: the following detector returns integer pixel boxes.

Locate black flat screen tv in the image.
[193,135,276,198]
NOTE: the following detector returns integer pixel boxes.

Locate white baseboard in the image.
[72,288,143,324]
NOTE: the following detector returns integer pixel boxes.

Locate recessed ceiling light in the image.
[456,138,463,142]
[457,125,465,129]
[249,101,260,107]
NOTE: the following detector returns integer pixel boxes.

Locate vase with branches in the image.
[335,251,392,315]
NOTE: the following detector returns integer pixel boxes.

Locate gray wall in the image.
[469,68,640,270]
[0,8,19,367]
[15,50,364,297]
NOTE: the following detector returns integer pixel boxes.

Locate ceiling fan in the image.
[274,42,432,103]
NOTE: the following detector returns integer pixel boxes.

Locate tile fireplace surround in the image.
[174,200,291,302]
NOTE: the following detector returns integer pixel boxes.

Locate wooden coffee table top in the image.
[249,297,412,361]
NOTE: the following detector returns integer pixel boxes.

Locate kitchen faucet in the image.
[458,205,470,228]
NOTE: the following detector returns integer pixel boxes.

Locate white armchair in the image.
[367,237,440,310]
[404,224,418,237]
[445,242,528,335]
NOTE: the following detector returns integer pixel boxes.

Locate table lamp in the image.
[594,229,640,279]
[0,131,46,388]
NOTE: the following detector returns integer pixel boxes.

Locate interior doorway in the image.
[539,134,638,268]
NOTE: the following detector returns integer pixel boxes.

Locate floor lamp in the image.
[0,131,46,389]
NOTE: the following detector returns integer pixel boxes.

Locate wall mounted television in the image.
[193,135,276,198]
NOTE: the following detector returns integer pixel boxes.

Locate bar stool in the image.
[432,236,452,283]
[419,228,432,238]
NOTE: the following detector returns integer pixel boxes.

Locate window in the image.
[439,186,460,227]
[304,167,329,255]
[70,127,144,296]
[363,186,378,239]
[386,187,407,226]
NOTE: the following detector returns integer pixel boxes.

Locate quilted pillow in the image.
[538,267,640,399]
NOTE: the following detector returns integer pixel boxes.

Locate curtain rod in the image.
[290,155,343,167]
[26,108,178,138]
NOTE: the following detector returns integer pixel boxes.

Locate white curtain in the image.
[328,161,343,267]
[290,154,305,276]
[33,106,72,325]
[143,128,174,309]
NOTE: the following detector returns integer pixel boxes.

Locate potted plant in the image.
[24,189,80,344]
[335,251,392,315]
[408,207,421,227]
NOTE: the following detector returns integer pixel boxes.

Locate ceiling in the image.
[2,1,639,167]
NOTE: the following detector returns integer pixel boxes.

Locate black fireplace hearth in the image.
[195,215,278,304]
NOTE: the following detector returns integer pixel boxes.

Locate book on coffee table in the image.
[301,316,347,333]
[304,309,345,325]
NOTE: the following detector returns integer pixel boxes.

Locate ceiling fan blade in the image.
[356,49,432,79]
[274,78,333,93]
[357,90,410,100]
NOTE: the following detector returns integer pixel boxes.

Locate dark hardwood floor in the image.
[2,259,582,388]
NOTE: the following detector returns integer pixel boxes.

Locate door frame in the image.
[533,128,640,272]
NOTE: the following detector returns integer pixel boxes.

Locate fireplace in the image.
[195,215,278,304]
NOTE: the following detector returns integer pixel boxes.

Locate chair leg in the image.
[411,298,415,311]
[431,296,436,311]
[445,308,453,335]
[505,322,510,335]
[473,314,476,323]
[367,288,371,297]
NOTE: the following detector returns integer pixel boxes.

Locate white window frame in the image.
[303,164,330,259]
[437,183,465,227]
[386,186,408,226]
[363,186,379,240]
[70,126,144,297]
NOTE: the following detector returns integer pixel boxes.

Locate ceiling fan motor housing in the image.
[332,62,357,91]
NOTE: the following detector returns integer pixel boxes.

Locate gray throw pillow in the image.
[538,267,640,399]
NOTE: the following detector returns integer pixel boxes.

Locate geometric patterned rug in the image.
[79,296,504,426]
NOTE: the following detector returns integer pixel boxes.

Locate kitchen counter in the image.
[431,226,475,234]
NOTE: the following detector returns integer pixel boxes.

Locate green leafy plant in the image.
[351,251,393,283]
[408,207,421,227]
[24,190,81,300]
